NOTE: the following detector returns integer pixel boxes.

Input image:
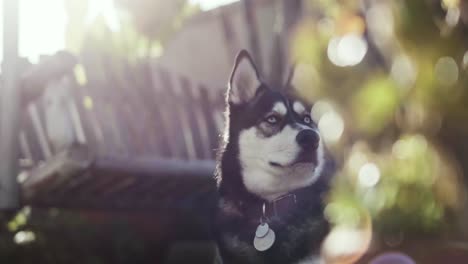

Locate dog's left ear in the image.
[285,63,308,91]
[228,50,262,104]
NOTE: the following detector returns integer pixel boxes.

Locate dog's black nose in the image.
[296,129,320,150]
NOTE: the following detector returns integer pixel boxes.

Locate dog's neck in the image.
[261,193,298,220]
[218,156,334,225]
[218,177,323,224]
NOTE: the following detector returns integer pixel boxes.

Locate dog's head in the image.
[218,50,326,201]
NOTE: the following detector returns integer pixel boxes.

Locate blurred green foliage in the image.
[351,77,399,135]
[292,0,468,241]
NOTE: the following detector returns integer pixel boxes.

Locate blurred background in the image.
[1,0,468,263]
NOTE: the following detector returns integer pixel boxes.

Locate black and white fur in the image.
[214,50,335,264]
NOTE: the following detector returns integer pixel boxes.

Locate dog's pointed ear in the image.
[285,63,310,91]
[228,50,261,104]
[285,63,297,90]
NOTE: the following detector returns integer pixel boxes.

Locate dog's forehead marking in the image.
[293,101,306,115]
[272,102,287,116]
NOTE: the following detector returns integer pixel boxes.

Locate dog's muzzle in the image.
[269,129,321,168]
[296,129,320,151]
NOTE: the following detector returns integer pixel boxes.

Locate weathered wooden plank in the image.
[94,156,215,178]
[20,106,44,163]
[133,60,160,155]
[121,59,151,155]
[65,83,87,145]
[27,103,53,159]
[53,170,95,197]
[74,154,214,205]
[148,63,173,157]
[18,130,34,168]
[95,176,138,198]
[199,86,224,158]
[27,183,216,211]
[77,173,134,196]
[21,145,93,200]
[180,77,208,159]
[154,67,189,159]
[213,89,227,135]
[21,51,77,104]
[103,57,131,154]
[79,49,112,154]
[76,88,104,154]
[175,76,198,160]
[194,85,217,159]
[91,55,126,155]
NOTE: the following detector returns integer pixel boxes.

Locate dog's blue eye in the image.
[266,115,279,124]
[303,115,312,124]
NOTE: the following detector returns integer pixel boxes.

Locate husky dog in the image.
[214,50,335,264]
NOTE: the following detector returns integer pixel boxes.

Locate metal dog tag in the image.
[255,223,269,238]
[253,227,275,251]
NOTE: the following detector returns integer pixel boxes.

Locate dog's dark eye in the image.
[303,115,312,124]
[266,115,279,125]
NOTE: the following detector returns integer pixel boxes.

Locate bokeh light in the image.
[462,50,468,68]
[14,230,36,245]
[348,147,369,174]
[311,100,334,122]
[327,33,368,67]
[188,0,239,11]
[434,56,459,86]
[391,55,417,89]
[318,110,344,144]
[366,2,394,44]
[369,252,416,264]
[358,163,381,188]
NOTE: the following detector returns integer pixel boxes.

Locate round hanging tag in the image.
[255,223,269,238]
[253,228,275,251]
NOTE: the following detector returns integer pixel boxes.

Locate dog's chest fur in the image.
[215,177,331,264]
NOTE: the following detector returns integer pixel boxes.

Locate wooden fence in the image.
[13,51,225,210]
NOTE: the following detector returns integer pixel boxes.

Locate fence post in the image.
[0,0,20,209]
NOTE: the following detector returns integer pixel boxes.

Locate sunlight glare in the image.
[0,0,121,63]
[0,0,66,63]
[86,0,120,32]
[20,0,67,63]
[189,0,240,11]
